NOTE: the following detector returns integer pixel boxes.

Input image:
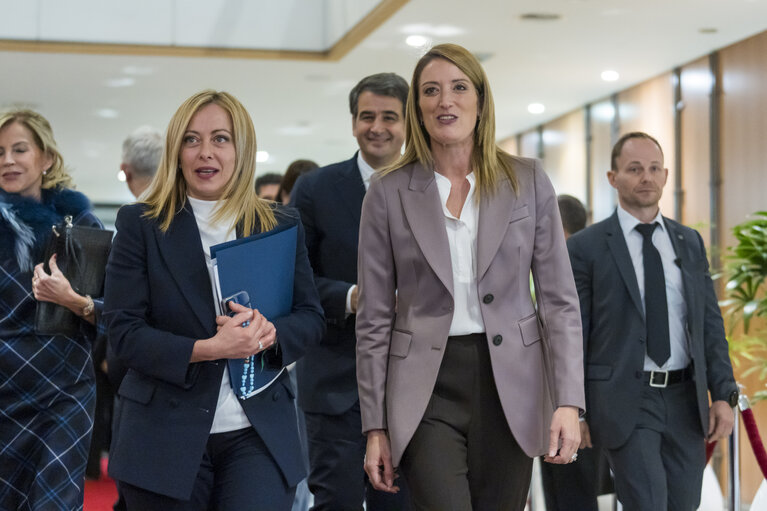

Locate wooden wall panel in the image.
[617,72,677,219]
[498,134,518,156]
[588,99,616,223]
[679,57,713,245]
[720,29,767,503]
[541,109,586,202]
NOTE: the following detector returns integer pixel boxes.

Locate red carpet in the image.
[84,457,118,511]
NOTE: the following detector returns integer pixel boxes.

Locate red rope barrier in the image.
[706,440,717,464]
[740,407,767,479]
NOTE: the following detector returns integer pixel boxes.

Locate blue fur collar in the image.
[0,188,92,271]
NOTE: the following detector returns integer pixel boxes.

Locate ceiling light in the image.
[117,170,126,182]
[601,70,620,82]
[105,77,135,88]
[96,108,119,119]
[527,103,545,114]
[699,27,718,34]
[519,13,561,21]
[406,35,430,48]
[256,151,269,163]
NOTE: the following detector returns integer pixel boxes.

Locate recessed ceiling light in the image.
[96,108,119,119]
[528,103,545,115]
[406,35,430,48]
[601,70,620,82]
[105,77,135,88]
[256,151,269,163]
[519,13,561,21]
[117,170,127,182]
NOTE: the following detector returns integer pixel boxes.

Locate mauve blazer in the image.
[356,155,585,467]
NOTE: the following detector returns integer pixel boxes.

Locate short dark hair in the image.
[349,72,409,118]
[557,194,587,236]
[255,172,282,195]
[277,159,318,202]
[610,131,664,171]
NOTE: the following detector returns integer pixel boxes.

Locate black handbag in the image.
[34,214,113,336]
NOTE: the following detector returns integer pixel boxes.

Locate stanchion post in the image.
[729,390,748,511]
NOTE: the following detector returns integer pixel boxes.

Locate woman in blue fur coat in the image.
[0,109,104,510]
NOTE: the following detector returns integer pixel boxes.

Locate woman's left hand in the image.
[32,255,76,305]
[543,405,581,465]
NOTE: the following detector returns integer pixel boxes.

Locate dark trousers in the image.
[606,380,705,511]
[119,427,294,511]
[304,403,411,511]
[540,445,613,511]
[400,334,532,511]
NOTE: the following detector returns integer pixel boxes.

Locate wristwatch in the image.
[727,389,739,408]
[81,295,94,316]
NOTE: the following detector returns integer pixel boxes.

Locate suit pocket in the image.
[389,329,413,358]
[518,313,541,346]
[118,370,156,404]
[509,205,530,223]
[586,364,612,381]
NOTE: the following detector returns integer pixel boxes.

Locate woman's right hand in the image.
[364,430,400,494]
[191,302,276,362]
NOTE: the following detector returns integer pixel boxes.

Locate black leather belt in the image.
[644,366,693,388]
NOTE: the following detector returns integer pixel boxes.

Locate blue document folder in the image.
[210,223,297,399]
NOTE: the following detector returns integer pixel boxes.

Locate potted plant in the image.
[721,211,767,403]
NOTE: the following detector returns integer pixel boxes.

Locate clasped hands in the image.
[203,302,276,360]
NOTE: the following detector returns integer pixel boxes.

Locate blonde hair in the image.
[387,43,517,196]
[142,90,275,234]
[0,109,73,190]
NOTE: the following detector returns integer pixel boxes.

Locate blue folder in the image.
[210,223,297,398]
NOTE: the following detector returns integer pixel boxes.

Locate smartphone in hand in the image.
[223,290,251,327]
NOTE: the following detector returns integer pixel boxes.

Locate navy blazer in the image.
[103,201,324,500]
[290,154,364,415]
[567,211,736,449]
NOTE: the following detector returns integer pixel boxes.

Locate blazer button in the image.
[492,335,503,346]
[272,391,281,401]
[638,337,645,344]
[483,294,494,304]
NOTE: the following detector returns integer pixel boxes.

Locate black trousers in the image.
[540,444,613,511]
[400,334,532,511]
[119,427,294,511]
[304,402,412,511]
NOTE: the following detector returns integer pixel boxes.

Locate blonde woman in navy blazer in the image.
[104,90,324,510]
[356,44,585,510]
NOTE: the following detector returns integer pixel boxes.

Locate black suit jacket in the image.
[567,211,736,449]
[290,154,365,415]
[103,202,324,500]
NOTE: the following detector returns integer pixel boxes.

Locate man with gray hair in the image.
[121,126,163,199]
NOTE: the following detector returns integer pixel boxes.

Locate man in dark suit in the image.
[567,132,738,510]
[290,73,410,511]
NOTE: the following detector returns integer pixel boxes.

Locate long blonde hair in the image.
[142,90,276,234]
[387,43,517,196]
[0,109,74,190]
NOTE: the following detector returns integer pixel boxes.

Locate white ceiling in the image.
[2,0,767,205]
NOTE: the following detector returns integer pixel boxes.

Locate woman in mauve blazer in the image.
[104,90,324,510]
[356,44,585,510]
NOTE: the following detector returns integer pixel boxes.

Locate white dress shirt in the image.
[188,196,251,433]
[433,171,485,336]
[616,205,691,371]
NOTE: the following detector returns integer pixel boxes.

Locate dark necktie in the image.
[636,222,670,367]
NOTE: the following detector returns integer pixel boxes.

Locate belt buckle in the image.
[649,370,669,388]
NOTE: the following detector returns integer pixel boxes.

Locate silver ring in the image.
[570,453,578,462]
[258,341,264,351]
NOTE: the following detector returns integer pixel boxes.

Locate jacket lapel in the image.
[477,178,516,281]
[605,211,645,319]
[664,218,695,322]
[335,156,366,228]
[156,202,216,333]
[399,163,454,297]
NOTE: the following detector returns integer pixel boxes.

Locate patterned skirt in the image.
[1,318,95,510]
